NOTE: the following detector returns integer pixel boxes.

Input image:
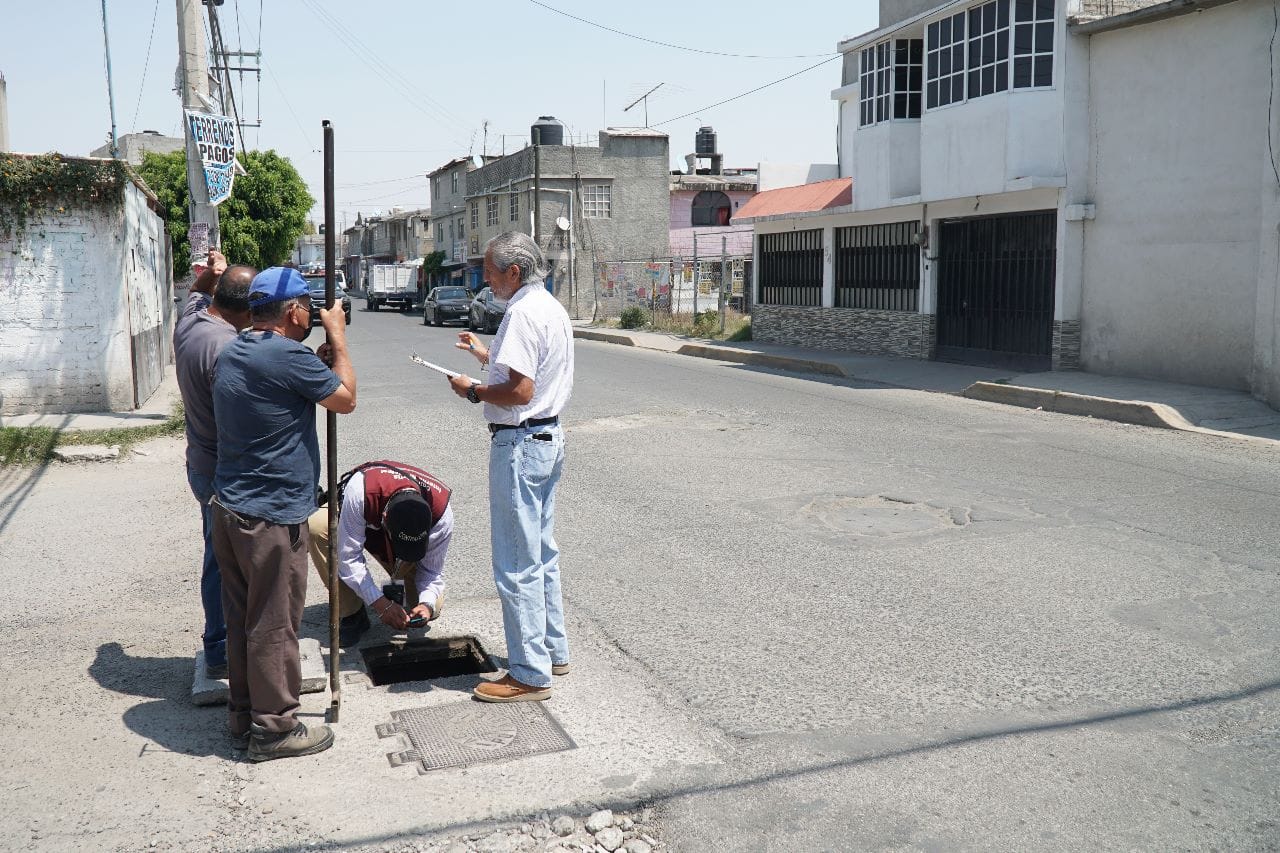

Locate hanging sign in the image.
[185,109,238,205]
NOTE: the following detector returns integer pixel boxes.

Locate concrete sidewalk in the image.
[573,323,1280,443]
[0,365,180,431]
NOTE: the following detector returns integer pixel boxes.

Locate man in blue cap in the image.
[210,266,357,762]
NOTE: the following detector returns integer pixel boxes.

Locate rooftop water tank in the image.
[532,116,565,146]
[696,126,717,156]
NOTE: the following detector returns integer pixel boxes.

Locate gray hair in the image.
[486,231,547,287]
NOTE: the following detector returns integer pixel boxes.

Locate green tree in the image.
[138,149,314,279]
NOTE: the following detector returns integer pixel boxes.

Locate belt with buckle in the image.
[488,416,558,435]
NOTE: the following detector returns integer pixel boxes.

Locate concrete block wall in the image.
[0,181,170,416]
[754,305,935,359]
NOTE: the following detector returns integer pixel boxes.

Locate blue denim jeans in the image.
[187,467,227,668]
[488,424,568,688]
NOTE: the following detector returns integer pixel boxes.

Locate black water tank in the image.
[696,126,717,155]
[531,116,565,146]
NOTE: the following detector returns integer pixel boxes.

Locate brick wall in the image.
[754,305,935,359]
[0,181,171,415]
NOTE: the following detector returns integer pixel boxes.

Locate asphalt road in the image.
[2,304,1277,852]
[352,307,1280,850]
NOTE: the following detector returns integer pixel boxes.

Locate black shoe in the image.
[339,607,370,648]
[248,721,334,762]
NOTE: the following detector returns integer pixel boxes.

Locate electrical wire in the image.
[130,0,161,133]
[338,174,426,188]
[347,186,429,204]
[652,56,840,126]
[263,59,313,147]
[298,0,473,146]
[527,0,837,60]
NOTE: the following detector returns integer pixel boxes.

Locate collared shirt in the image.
[212,330,342,525]
[334,470,449,609]
[174,293,236,478]
[483,284,574,425]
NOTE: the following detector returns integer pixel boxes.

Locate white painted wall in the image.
[1081,0,1270,391]
[757,162,840,191]
[0,179,171,415]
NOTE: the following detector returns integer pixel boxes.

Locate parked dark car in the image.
[467,287,508,334]
[422,286,471,327]
[304,278,352,326]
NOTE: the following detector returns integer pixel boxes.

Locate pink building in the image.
[669,170,757,259]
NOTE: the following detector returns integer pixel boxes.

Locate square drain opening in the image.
[359,636,496,686]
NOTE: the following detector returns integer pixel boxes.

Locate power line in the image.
[262,59,313,147]
[652,56,840,127]
[338,173,426,188]
[527,0,837,60]
[298,0,473,147]
[130,0,161,133]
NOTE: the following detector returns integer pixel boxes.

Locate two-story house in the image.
[427,156,475,290]
[739,0,1280,405]
[464,118,670,318]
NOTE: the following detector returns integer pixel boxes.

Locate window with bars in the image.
[470,202,478,231]
[582,184,611,218]
[1013,0,1054,88]
[486,196,498,226]
[758,230,823,307]
[860,38,923,126]
[967,0,1010,98]
[835,221,920,312]
[926,11,967,108]
[436,223,444,243]
[509,189,519,222]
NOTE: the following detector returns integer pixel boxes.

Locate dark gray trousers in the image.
[210,500,308,735]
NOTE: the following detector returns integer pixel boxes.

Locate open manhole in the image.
[359,636,496,686]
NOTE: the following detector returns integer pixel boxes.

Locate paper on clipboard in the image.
[409,352,460,379]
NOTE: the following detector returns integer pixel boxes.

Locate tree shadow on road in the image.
[89,641,239,760]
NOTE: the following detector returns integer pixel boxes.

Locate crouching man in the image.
[308,460,452,647]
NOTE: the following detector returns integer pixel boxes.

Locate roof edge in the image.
[1069,0,1239,34]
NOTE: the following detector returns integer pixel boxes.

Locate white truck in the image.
[365,264,417,312]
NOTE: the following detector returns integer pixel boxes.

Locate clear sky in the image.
[0,1,878,224]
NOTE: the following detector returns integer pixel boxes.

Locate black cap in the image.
[383,490,433,562]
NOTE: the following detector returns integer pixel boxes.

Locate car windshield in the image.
[307,284,345,299]
[437,288,467,300]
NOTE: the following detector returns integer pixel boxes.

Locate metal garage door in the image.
[935,211,1056,370]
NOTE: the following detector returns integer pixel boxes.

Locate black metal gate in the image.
[935,211,1056,370]
[835,221,920,311]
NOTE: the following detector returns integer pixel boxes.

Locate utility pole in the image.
[532,127,542,246]
[176,0,219,248]
[99,0,119,159]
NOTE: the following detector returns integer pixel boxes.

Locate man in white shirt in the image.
[449,231,574,702]
[307,460,452,647]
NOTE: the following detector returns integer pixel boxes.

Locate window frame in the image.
[1012,0,1055,90]
[451,170,458,194]
[966,0,1010,100]
[860,38,923,127]
[470,201,478,230]
[509,188,520,222]
[581,183,612,219]
[485,195,499,227]
[926,11,968,110]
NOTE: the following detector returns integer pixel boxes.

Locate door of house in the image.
[935,211,1056,370]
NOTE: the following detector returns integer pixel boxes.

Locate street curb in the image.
[962,381,1194,430]
[674,343,848,377]
[572,328,848,377]
[573,329,636,346]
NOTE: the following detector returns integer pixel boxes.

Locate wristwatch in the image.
[466,382,481,404]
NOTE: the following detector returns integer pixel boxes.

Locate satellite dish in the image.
[555,216,571,231]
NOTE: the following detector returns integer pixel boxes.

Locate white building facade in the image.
[743,0,1280,403]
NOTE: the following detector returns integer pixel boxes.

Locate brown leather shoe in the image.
[473,673,551,703]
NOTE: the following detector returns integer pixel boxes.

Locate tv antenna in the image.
[624,83,664,128]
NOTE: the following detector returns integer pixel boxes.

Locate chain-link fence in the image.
[592,257,752,326]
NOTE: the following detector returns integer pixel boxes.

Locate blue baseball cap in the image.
[247,267,310,308]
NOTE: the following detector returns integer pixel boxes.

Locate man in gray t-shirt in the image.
[173,251,256,677]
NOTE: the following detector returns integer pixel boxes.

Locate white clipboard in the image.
[409,352,460,379]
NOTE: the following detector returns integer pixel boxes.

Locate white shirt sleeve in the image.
[493,309,542,380]
[334,472,385,606]
[414,503,452,610]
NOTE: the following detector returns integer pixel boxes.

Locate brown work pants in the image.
[211,500,308,735]
[306,508,418,617]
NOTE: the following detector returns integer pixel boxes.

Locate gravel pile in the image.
[412,808,664,853]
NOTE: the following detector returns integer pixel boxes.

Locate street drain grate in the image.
[359,637,496,686]
[377,701,577,773]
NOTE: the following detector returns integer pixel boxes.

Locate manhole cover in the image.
[360,636,496,686]
[377,701,577,773]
